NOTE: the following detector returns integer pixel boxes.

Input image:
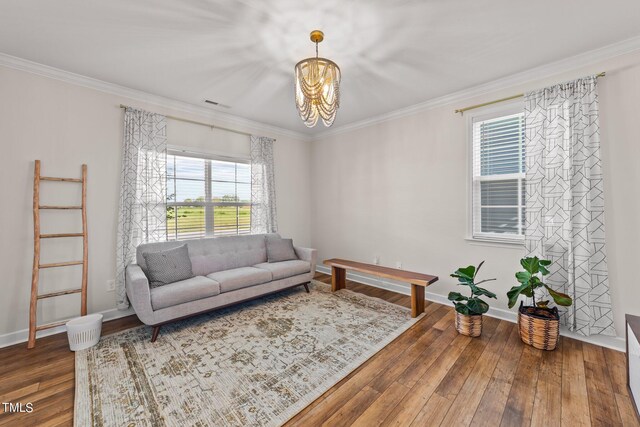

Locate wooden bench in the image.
[323,258,439,317]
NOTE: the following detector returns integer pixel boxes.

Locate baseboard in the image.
[0,307,135,349]
[316,266,626,352]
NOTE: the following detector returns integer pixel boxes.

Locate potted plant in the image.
[448,261,496,337]
[507,256,573,350]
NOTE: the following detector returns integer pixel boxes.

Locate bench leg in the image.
[151,326,161,342]
[411,284,425,318]
[331,266,346,292]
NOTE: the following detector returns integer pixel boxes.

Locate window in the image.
[471,109,525,241]
[166,152,251,240]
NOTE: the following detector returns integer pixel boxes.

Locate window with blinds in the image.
[166,152,251,240]
[471,111,525,241]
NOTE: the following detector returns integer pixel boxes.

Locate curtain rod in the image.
[454,72,606,114]
[119,104,257,138]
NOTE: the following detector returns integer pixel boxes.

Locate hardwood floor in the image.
[0,315,141,427]
[0,272,638,426]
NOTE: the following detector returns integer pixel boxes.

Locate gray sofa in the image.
[126,234,317,341]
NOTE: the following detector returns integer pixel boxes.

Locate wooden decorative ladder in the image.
[28,160,88,349]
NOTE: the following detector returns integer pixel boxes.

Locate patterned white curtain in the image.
[524,76,615,336]
[250,135,278,234]
[115,107,167,309]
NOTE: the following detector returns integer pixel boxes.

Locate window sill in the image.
[465,237,525,249]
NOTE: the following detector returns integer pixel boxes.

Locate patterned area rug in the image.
[75,280,419,426]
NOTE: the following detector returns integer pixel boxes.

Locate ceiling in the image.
[1,0,639,135]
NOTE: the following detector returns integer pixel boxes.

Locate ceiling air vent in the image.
[204,99,231,109]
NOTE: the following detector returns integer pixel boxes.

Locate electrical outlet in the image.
[395,261,402,269]
[106,279,115,292]
[373,256,380,265]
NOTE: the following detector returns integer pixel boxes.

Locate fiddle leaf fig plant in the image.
[507,256,573,309]
[448,261,497,315]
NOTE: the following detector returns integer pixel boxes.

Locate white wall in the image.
[311,51,640,339]
[2,47,638,346]
[0,65,312,341]
[167,119,252,158]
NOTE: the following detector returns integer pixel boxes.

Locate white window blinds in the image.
[472,111,525,240]
[166,152,251,240]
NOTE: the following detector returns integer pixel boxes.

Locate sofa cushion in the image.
[253,260,311,280]
[266,237,298,263]
[143,244,194,288]
[150,276,220,310]
[207,267,272,293]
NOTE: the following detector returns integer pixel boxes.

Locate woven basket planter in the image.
[518,301,560,351]
[455,312,483,337]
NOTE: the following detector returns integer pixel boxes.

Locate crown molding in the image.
[3,34,640,143]
[0,52,312,141]
[313,35,640,140]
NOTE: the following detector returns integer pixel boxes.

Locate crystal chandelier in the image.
[295,30,341,128]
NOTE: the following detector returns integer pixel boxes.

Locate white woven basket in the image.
[66,313,103,351]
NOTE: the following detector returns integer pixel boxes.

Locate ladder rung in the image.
[40,233,84,239]
[35,320,67,331]
[38,288,82,299]
[39,261,83,269]
[39,205,82,210]
[40,176,82,183]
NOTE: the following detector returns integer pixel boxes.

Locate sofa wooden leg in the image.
[151,326,161,342]
[303,283,310,293]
